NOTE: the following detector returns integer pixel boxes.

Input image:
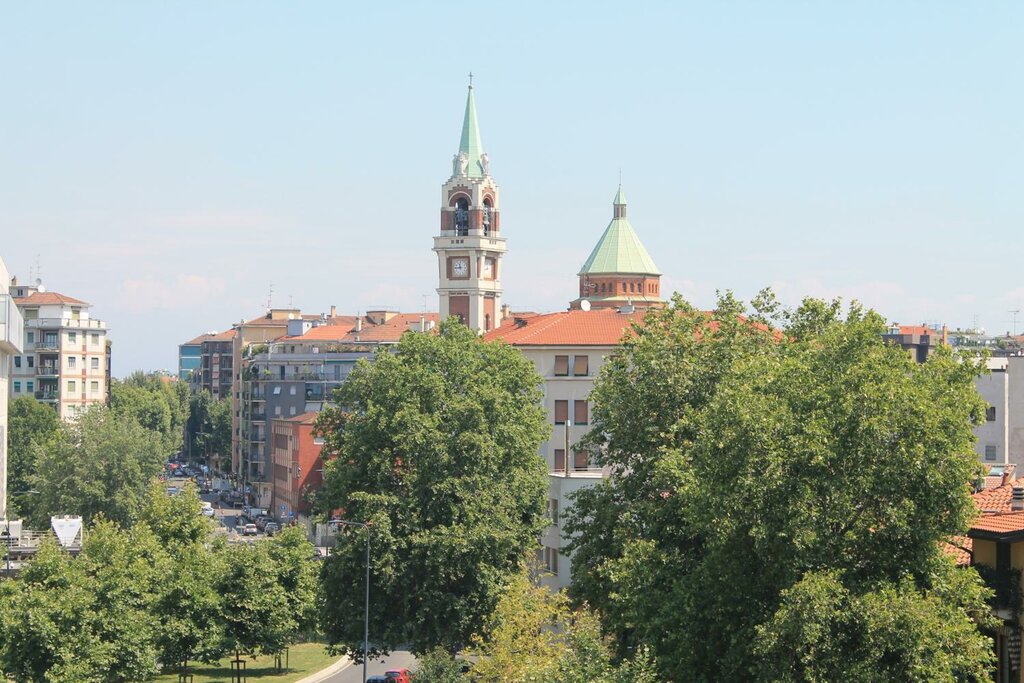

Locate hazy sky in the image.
[2,2,1021,375]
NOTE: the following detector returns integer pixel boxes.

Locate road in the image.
[322,651,418,682]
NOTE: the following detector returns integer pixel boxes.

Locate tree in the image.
[317,320,550,657]
[564,292,994,680]
[6,396,59,514]
[0,521,165,683]
[266,526,319,640]
[186,389,232,467]
[218,543,296,660]
[466,570,658,683]
[111,371,190,455]
[28,406,165,526]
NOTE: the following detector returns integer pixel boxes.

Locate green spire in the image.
[578,188,661,276]
[457,86,487,178]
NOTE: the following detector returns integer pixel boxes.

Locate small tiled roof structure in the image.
[283,411,320,425]
[968,511,1024,539]
[205,329,237,342]
[974,482,1015,514]
[13,291,88,306]
[182,332,218,346]
[484,308,647,347]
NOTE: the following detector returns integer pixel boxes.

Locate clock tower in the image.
[433,82,506,333]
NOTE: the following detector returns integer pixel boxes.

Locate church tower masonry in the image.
[433,83,506,333]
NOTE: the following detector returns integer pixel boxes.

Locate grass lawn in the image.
[153,643,342,683]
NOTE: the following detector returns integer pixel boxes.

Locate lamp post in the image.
[332,519,372,683]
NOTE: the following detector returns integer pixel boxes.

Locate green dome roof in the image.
[578,188,661,276]
[458,86,486,178]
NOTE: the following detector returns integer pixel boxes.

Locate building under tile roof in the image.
[13,291,88,306]
[484,308,647,347]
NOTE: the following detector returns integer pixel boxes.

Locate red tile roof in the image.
[483,309,647,346]
[284,411,320,425]
[13,291,88,306]
[205,329,237,342]
[974,483,1014,514]
[969,511,1024,535]
[943,536,972,566]
[182,332,218,346]
[892,325,937,336]
[280,313,440,344]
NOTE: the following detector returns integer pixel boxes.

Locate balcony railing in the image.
[975,565,1022,614]
[36,365,59,377]
[27,317,106,330]
[36,339,59,351]
[35,390,59,401]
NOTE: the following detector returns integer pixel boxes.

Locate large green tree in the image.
[564,292,994,681]
[6,396,60,514]
[317,320,549,657]
[111,371,190,455]
[185,389,232,468]
[28,406,165,526]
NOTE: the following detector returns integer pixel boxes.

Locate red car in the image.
[385,669,414,683]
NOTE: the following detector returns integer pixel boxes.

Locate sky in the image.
[1,2,1021,375]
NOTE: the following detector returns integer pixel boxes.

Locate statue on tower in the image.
[480,152,490,176]
[453,151,469,176]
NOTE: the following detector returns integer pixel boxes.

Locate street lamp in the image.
[331,519,372,683]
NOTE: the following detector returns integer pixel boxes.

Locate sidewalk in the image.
[292,657,351,683]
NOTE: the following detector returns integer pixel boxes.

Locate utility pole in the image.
[1011,310,1020,336]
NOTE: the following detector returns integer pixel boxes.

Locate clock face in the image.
[452,258,469,278]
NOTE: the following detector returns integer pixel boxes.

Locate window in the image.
[985,445,998,461]
[91,357,99,370]
[313,436,326,446]
[91,333,99,345]
[68,332,77,344]
[67,356,76,369]
[574,449,590,470]
[26,331,34,343]
[554,449,565,472]
[274,406,281,417]
[67,380,76,393]
[553,355,569,376]
[544,546,559,574]
[273,386,282,395]
[27,356,33,368]
[289,386,297,396]
[13,381,20,393]
[454,197,470,236]
[987,406,997,422]
[554,400,568,425]
[548,499,559,526]
[574,400,588,426]
[90,381,99,394]
[572,355,588,376]
[13,356,20,368]
[26,381,33,393]
[289,406,297,416]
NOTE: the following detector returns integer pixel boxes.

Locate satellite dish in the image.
[580,300,591,311]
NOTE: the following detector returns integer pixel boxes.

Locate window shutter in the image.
[554,355,569,376]
[554,449,566,472]
[573,449,590,470]
[573,355,589,376]
[555,400,568,424]
[574,400,588,425]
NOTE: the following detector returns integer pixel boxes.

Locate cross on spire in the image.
[468,71,473,88]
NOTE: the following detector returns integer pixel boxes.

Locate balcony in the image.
[0,294,24,355]
[35,390,59,402]
[975,565,1022,615]
[36,339,59,351]
[36,365,59,377]
[27,317,106,331]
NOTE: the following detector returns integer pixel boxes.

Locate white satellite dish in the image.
[580,300,591,311]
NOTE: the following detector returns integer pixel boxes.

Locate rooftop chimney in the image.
[1012,486,1024,511]
[355,317,362,332]
[330,305,337,318]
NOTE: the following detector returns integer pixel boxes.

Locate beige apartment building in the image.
[8,279,110,420]
[1,258,25,520]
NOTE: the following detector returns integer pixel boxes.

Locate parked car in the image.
[367,677,389,683]
[241,523,258,536]
[264,522,280,536]
[386,669,414,683]
[254,516,271,532]
[200,502,215,518]
[166,487,180,496]
[173,469,186,478]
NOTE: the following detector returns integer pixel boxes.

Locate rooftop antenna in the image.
[1011,310,1020,336]
[288,294,294,308]
[422,294,429,314]
[266,282,274,311]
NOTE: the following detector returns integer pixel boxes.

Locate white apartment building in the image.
[974,356,1024,472]
[486,308,647,588]
[1,258,25,520]
[8,279,110,420]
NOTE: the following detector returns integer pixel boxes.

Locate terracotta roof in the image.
[943,536,972,566]
[284,411,320,425]
[204,329,237,342]
[13,291,88,306]
[974,483,1014,514]
[278,313,441,344]
[968,511,1024,536]
[182,332,218,346]
[484,309,647,346]
[890,325,937,336]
